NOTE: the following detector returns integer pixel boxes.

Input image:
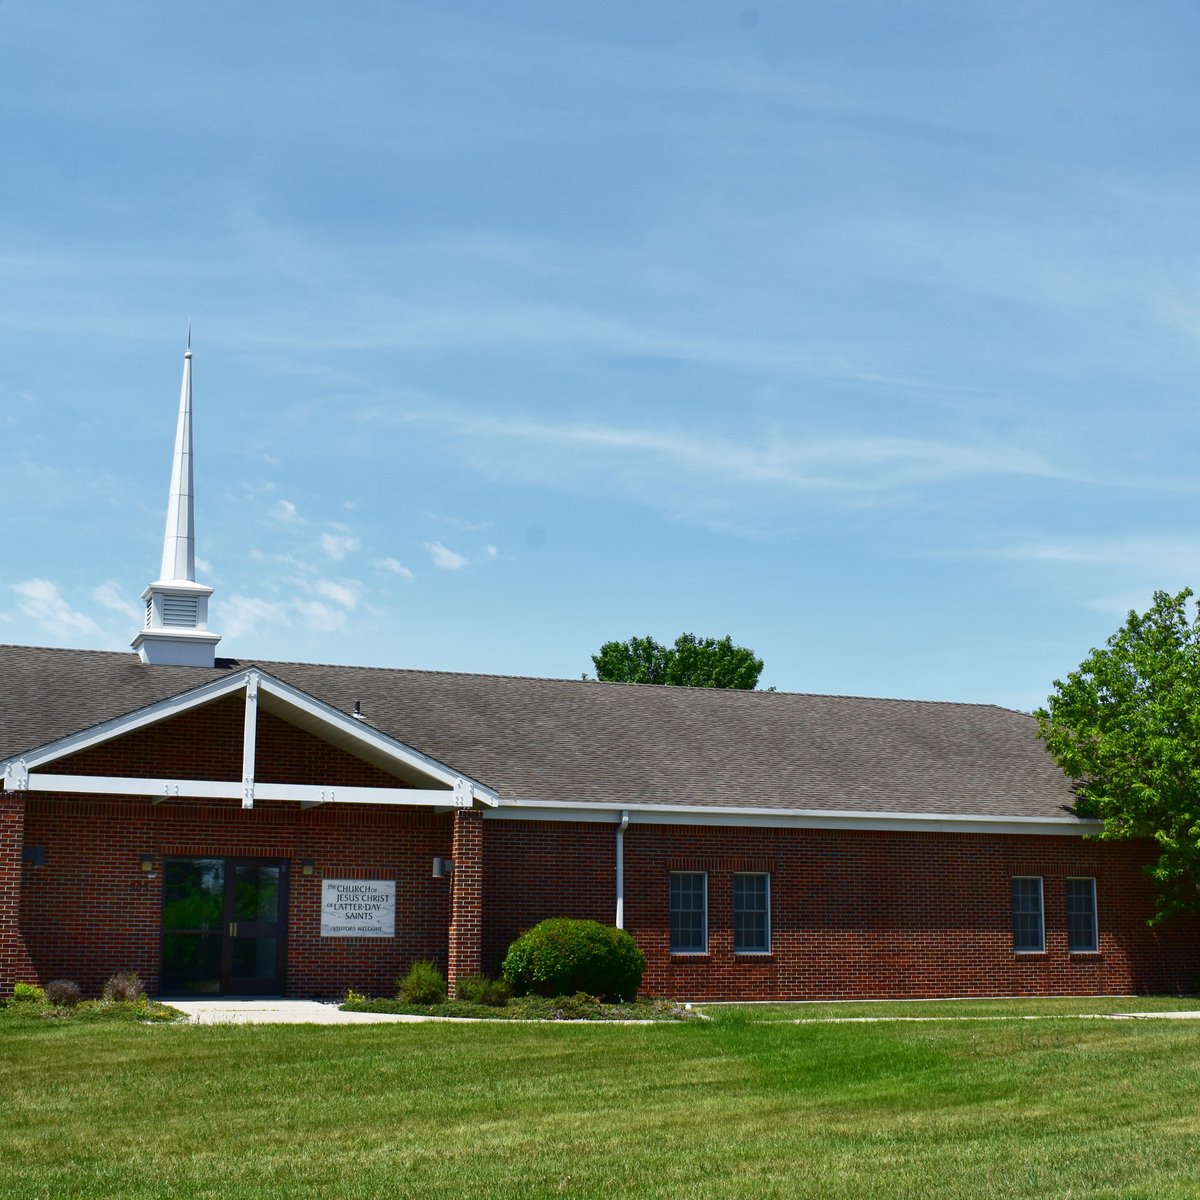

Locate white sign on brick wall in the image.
[320,879,396,937]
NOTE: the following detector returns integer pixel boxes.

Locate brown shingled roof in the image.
[0,643,1080,820]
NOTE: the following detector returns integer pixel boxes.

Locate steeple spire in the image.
[131,333,222,668]
[160,323,195,582]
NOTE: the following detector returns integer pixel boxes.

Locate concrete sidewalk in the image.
[166,999,1200,1026]
[170,998,443,1024]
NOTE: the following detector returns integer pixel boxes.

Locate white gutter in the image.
[483,798,1099,837]
[615,809,630,928]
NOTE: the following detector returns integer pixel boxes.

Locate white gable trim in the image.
[1,666,497,807]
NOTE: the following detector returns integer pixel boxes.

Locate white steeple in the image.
[160,325,197,583]
[131,331,222,668]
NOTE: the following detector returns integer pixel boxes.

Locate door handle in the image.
[229,922,238,937]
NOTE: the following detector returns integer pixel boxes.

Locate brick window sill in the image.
[669,952,710,960]
[1068,951,1103,959]
[734,953,774,961]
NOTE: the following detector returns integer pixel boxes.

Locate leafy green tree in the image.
[591,633,763,689]
[1037,588,1200,922]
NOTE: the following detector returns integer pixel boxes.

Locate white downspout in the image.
[615,810,630,928]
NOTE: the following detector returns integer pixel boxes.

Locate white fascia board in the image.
[28,774,243,800]
[253,673,498,805]
[26,773,478,808]
[483,799,1101,837]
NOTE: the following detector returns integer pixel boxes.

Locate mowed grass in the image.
[704,994,1200,1020]
[4,1010,1200,1199]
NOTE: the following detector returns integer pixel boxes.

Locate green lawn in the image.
[702,994,1200,1020]
[4,1006,1200,1198]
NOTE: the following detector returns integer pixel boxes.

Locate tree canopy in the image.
[590,633,763,690]
[1036,588,1200,922]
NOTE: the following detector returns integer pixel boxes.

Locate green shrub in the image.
[551,991,603,1019]
[501,918,645,1001]
[11,981,45,1005]
[102,972,144,1003]
[396,960,447,1005]
[45,979,81,1008]
[343,988,369,1006]
[454,972,512,1007]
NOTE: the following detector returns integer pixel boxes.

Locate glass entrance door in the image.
[162,857,289,995]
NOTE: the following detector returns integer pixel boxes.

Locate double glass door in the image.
[161,857,288,995]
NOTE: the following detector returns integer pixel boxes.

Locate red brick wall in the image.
[448,809,484,993]
[20,792,454,997]
[481,819,614,973]
[0,791,36,991]
[481,819,1199,1000]
[13,696,1199,1001]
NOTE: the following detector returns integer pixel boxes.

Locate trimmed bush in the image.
[45,979,81,1008]
[11,982,45,1005]
[102,972,144,1003]
[454,972,512,1007]
[396,960,446,1005]
[501,919,645,1001]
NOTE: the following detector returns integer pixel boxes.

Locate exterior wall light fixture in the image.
[432,856,454,878]
[139,853,155,873]
[22,846,45,867]
[301,859,316,876]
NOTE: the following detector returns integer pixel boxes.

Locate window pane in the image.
[163,858,224,932]
[670,872,706,953]
[1011,877,1044,952]
[161,933,221,994]
[1067,878,1098,952]
[734,873,770,953]
[234,863,280,922]
[231,936,278,981]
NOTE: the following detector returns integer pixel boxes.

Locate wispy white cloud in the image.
[314,578,358,610]
[376,557,415,581]
[273,499,303,524]
[319,532,360,561]
[1082,589,1167,619]
[12,579,100,636]
[986,534,1200,576]
[425,541,468,571]
[388,402,1080,502]
[218,589,356,639]
[91,581,140,622]
[219,594,291,640]
[423,511,493,532]
[294,599,349,633]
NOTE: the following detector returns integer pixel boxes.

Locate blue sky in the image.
[4,1,1200,710]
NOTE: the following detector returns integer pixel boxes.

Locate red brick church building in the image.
[1,346,1193,1000]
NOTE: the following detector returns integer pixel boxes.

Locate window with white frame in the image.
[1011,876,1044,952]
[669,871,707,953]
[733,872,770,953]
[1066,877,1098,952]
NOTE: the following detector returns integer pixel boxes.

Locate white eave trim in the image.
[19,773,475,808]
[483,798,1100,836]
[0,665,497,807]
